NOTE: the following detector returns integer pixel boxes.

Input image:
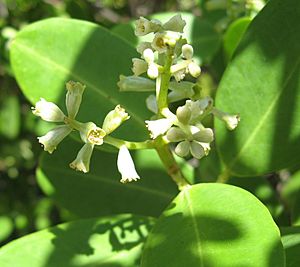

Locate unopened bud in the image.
[176,105,191,124]
[175,140,190,157]
[65,81,85,119]
[117,75,155,92]
[188,62,201,78]
[147,63,159,79]
[143,48,155,63]
[190,141,205,159]
[32,98,65,122]
[166,127,186,142]
[102,105,130,134]
[182,44,193,59]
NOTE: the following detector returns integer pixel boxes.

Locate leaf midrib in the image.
[184,188,204,266]
[13,41,145,127]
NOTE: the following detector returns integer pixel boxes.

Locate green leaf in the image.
[112,12,221,64]
[141,183,285,267]
[223,17,252,61]
[215,0,300,176]
[10,18,151,141]
[0,214,155,267]
[37,139,178,218]
[281,226,300,267]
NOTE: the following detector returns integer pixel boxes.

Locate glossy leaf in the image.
[281,226,300,267]
[0,214,155,267]
[215,0,300,176]
[141,183,285,267]
[37,138,178,218]
[223,17,251,61]
[10,18,151,141]
[112,12,221,63]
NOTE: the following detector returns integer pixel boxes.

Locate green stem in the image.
[155,137,190,190]
[216,168,230,183]
[157,50,173,115]
[104,135,155,150]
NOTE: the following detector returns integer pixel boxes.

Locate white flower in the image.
[38,125,72,154]
[117,145,140,183]
[212,108,240,130]
[132,58,148,76]
[134,17,161,36]
[182,44,194,59]
[79,122,106,145]
[188,62,201,78]
[117,75,155,92]
[152,31,181,53]
[69,143,94,173]
[163,14,186,33]
[102,105,130,134]
[145,118,174,139]
[65,80,85,119]
[147,63,159,79]
[32,98,65,122]
[166,127,186,142]
[143,48,155,63]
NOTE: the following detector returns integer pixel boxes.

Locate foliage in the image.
[1,0,300,266]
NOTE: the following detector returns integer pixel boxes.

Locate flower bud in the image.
[79,122,106,145]
[166,127,186,142]
[117,75,155,92]
[143,48,155,63]
[188,62,201,78]
[145,118,174,139]
[134,17,161,36]
[69,143,94,173]
[190,141,205,159]
[102,105,130,134]
[65,80,85,119]
[176,105,192,124]
[132,58,148,76]
[32,98,65,122]
[147,63,159,79]
[38,125,72,154]
[212,108,240,130]
[182,44,193,59]
[117,145,140,183]
[163,14,186,33]
[175,140,190,157]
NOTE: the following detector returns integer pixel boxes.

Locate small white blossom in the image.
[152,31,181,53]
[132,58,148,76]
[166,127,186,142]
[102,105,130,134]
[69,143,94,173]
[143,48,155,63]
[162,14,186,33]
[117,145,140,183]
[134,17,161,36]
[79,122,106,145]
[188,62,201,78]
[147,63,159,79]
[32,98,65,122]
[38,125,72,154]
[182,44,194,59]
[212,108,240,130]
[65,81,85,119]
[145,118,174,139]
[190,141,205,159]
[175,140,190,157]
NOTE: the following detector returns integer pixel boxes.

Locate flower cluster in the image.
[32,81,140,183]
[118,14,240,160]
